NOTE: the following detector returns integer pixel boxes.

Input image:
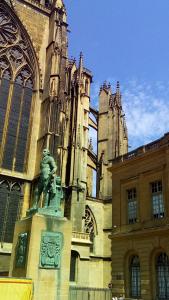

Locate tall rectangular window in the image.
[69,251,78,282]
[127,188,137,224]
[151,181,164,219]
[130,256,141,298]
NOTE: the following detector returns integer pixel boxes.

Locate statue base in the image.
[9,213,72,300]
[38,207,63,217]
[26,207,64,218]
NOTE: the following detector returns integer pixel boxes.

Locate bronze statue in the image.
[28,149,64,216]
[33,149,57,209]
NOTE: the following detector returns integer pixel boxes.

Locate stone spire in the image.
[79,51,83,78]
[115,81,122,108]
[116,81,120,94]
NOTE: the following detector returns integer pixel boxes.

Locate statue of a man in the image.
[33,149,57,209]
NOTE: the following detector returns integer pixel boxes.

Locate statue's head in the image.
[43,149,50,157]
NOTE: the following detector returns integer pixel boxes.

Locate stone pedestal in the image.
[9,213,72,300]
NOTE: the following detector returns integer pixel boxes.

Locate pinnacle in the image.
[79,51,83,69]
[116,81,120,94]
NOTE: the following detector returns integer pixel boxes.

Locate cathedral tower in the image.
[97,81,128,199]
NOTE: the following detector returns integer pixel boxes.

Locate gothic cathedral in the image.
[0,0,128,290]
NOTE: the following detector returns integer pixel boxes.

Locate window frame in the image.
[156,252,169,300]
[127,187,137,224]
[69,250,79,283]
[150,180,164,219]
[129,255,141,299]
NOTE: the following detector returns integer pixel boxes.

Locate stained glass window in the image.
[0,5,34,173]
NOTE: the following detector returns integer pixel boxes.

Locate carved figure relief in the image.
[15,232,28,268]
[40,231,63,269]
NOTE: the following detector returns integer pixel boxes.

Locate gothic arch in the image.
[11,182,22,192]
[0,1,40,88]
[84,205,98,252]
[84,205,98,236]
[0,2,40,172]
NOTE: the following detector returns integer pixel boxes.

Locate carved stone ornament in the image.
[4,0,15,10]
[15,232,28,268]
[40,231,63,269]
[84,206,95,235]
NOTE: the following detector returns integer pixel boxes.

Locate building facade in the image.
[109,133,169,300]
[0,0,128,292]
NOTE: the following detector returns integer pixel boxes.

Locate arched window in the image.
[0,4,35,173]
[0,178,23,243]
[84,206,97,253]
[130,255,141,298]
[69,250,79,282]
[156,253,169,299]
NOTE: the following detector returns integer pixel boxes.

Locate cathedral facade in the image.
[0,0,128,293]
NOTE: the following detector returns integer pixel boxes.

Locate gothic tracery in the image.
[0,4,36,172]
[0,5,34,82]
[84,206,95,235]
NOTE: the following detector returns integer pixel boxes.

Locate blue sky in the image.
[64,0,169,150]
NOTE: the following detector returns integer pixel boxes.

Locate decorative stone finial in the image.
[103,81,107,89]
[89,138,93,151]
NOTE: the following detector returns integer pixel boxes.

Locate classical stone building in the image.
[109,133,169,300]
[0,0,128,294]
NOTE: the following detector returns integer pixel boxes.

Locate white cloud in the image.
[122,80,169,149]
[90,78,169,151]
